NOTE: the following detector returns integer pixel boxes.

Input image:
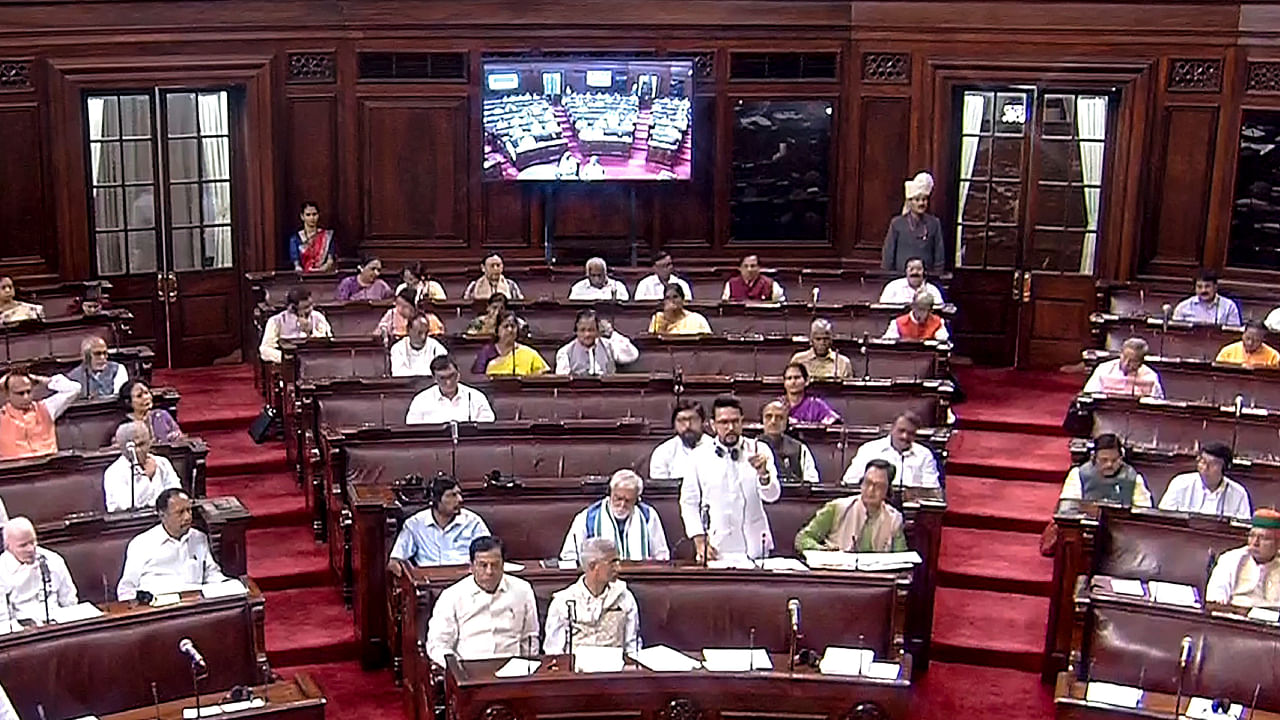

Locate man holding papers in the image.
[426,536,539,667]
[794,460,907,553]
[1207,508,1280,608]
[117,489,227,601]
[679,396,780,562]
[544,537,640,655]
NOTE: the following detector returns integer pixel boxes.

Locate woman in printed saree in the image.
[289,201,335,274]
[119,379,185,444]
[0,276,45,324]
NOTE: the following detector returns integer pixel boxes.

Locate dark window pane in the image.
[729,99,831,242]
[989,182,1022,224]
[1034,184,1068,228]
[961,181,989,223]
[1041,94,1075,139]
[991,137,1024,179]
[986,226,1020,267]
[969,137,993,179]
[1227,110,1280,270]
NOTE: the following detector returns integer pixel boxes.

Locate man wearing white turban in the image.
[882,171,945,273]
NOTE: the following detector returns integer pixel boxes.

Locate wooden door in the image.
[1017,272,1096,369]
[950,267,1019,365]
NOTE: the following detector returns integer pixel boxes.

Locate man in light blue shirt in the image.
[389,476,490,572]
[1172,269,1241,325]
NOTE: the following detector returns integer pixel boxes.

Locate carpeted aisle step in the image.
[277,663,404,717]
[248,526,330,591]
[199,429,288,476]
[208,471,307,529]
[910,660,1055,720]
[938,527,1053,596]
[953,367,1081,437]
[944,474,1061,534]
[946,430,1070,484]
[931,587,1048,672]
[265,586,359,667]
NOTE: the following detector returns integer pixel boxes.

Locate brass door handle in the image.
[156,272,167,301]
[166,271,178,302]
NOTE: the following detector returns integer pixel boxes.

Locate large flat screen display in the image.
[481,58,694,181]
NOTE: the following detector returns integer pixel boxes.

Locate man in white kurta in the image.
[560,470,670,563]
[1207,509,1280,608]
[568,258,630,301]
[117,489,227,601]
[426,536,539,667]
[0,517,78,622]
[1157,443,1252,521]
[544,537,640,655]
[103,421,181,512]
[633,252,692,301]
[390,315,448,377]
[1082,337,1164,399]
[649,400,709,481]
[405,356,496,424]
[679,397,780,561]
[842,412,940,489]
[878,257,945,306]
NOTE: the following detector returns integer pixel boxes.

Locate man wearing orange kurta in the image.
[1215,322,1280,369]
[0,371,81,459]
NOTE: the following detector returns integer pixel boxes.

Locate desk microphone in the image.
[748,625,757,671]
[37,555,51,625]
[179,637,208,673]
[787,598,801,633]
[152,681,161,720]
[1174,635,1193,716]
[565,599,577,659]
[35,704,46,720]
[1160,304,1172,357]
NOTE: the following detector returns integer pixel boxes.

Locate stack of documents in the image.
[803,550,922,572]
[1085,681,1144,708]
[628,645,702,672]
[50,602,104,624]
[1107,578,1146,597]
[494,658,541,678]
[201,579,249,600]
[1148,581,1200,608]
[701,648,772,672]
[573,645,624,673]
[758,557,809,573]
[818,647,873,676]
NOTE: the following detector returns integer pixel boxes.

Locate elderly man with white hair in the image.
[1083,337,1164,399]
[883,291,949,341]
[544,537,640,655]
[789,318,854,379]
[883,171,945,273]
[559,470,670,563]
[0,517,78,622]
[568,257,630,302]
[54,336,129,399]
[104,421,181,512]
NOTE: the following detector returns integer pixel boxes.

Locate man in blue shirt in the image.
[1172,269,1241,326]
[389,475,490,573]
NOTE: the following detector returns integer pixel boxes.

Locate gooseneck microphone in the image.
[787,597,802,672]
[1174,635,1193,716]
[179,637,208,672]
[565,599,577,660]
[37,555,51,625]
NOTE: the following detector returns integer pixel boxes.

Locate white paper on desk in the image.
[802,550,859,571]
[1149,581,1200,607]
[494,658,540,678]
[149,593,182,608]
[557,560,578,570]
[201,578,248,600]
[864,661,901,680]
[573,645,624,673]
[219,698,267,713]
[706,555,756,570]
[701,648,772,672]
[629,645,702,672]
[1108,578,1146,597]
[1184,697,1243,720]
[759,557,809,573]
[1247,606,1280,624]
[818,647,874,676]
[50,602,104,624]
[1085,682,1144,708]
[503,562,526,573]
[181,705,224,718]
[857,551,922,571]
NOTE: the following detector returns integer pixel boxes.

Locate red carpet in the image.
[158,362,1083,718]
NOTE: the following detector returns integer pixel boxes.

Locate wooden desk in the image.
[0,585,267,719]
[1083,349,1280,409]
[1055,673,1280,720]
[1070,394,1280,463]
[446,653,910,720]
[101,673,326,720]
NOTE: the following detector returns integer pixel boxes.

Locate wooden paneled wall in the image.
[0,1,1279,281]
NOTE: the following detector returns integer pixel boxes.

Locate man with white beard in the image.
[559,470,670,563]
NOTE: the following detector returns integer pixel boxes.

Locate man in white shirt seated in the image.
[1206,509,1280,608]
[1158,443,1252,520]
[649,400,710,480]
[544,537,640,655]
[425,536,539,667]
[104,421,181,512]
[258,288,332,364]
[598,318,639,367]
[1082,337,1164,399]
[679,396,780,562]
[841,411,940,489]
[117,488,228,601]
[405,356,496,424]
[391,314,448,377]
[560,470,670,563]
[758,401,819,484]
[633,252,693,302]
[568,257,630,302]
[390,475,490,573]
[0,517,78,622]
[54,336,129,400]
[556,309,618,377]
[878,257,944,307]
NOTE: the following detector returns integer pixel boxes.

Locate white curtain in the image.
[954,93,987,267]
[197,91,233,268]
[1076,96,1108,274]
[87,97,126,275]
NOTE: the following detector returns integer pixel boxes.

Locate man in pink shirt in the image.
[1083,337,1164,399]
